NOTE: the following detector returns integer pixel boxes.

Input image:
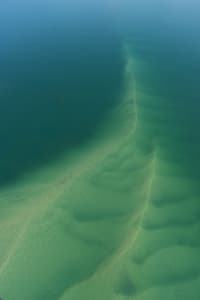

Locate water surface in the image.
[0,1,200,299]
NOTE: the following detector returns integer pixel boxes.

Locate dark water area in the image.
[1,1,200,183]
[0,1,123,185]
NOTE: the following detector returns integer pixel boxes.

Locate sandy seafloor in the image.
[1,44,200,300]
[1,1,200,299]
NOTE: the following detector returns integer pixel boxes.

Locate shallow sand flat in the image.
[0,45,200,300]
[0,48,136,299]
[58,47,200,300]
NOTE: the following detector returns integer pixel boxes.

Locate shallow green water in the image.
[0,1,200,299]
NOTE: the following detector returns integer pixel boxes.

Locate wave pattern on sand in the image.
[0,44,200,300]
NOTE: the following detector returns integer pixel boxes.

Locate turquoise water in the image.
[0,1,200,299]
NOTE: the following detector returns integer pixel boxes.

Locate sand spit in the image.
[0,45,200,300]
[59,46,200,300]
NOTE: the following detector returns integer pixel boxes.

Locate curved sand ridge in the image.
[0,44,200,300]
[0,44,135,299]
[58,45,200,300]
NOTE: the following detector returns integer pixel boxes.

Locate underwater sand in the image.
[0,42,200,300]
